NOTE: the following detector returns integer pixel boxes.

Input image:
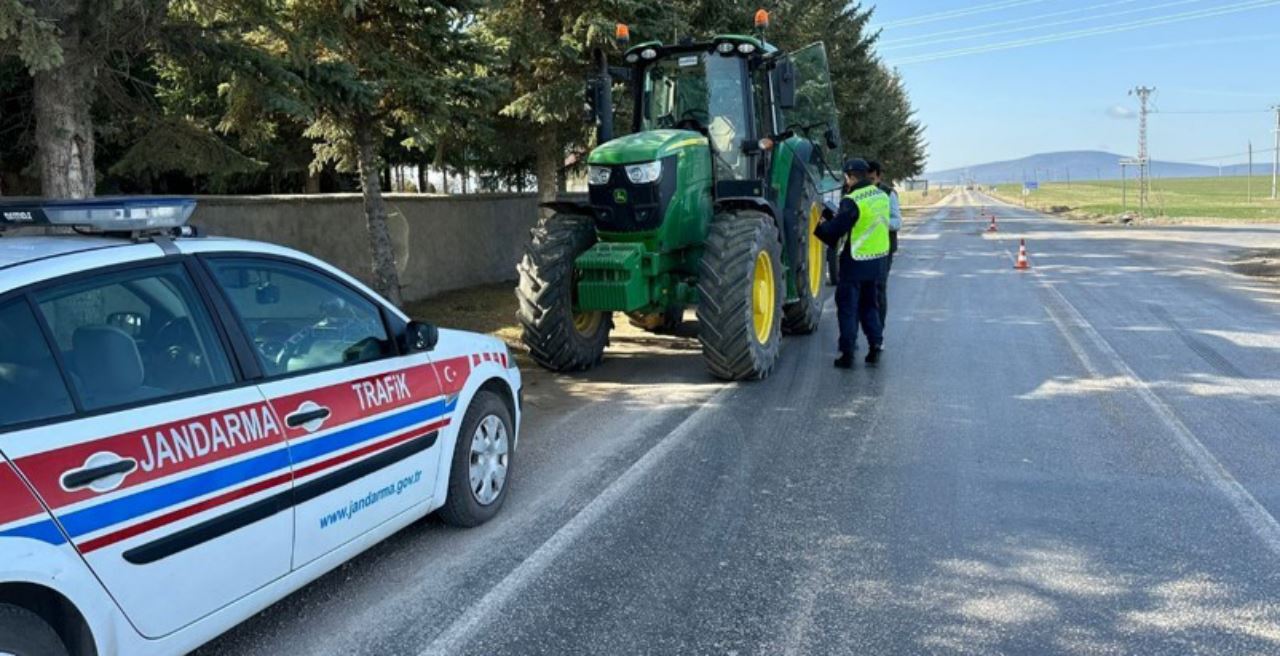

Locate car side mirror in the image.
[775,59,797,110]
[404,320,439,353]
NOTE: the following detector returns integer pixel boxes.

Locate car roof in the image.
[0,233,410,322]
[0,236,131,270]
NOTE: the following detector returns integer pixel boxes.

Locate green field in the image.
[990,176,1280,221]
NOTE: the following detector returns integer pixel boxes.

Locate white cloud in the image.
[1107,105,1136,120]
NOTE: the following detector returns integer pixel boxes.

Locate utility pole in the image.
[1271,104,1279,200]
[1121,162,1128,210]
[1130,86,1155,216]
[1248,141,1253,202]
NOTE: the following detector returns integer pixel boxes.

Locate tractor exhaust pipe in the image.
[590,47,614,144]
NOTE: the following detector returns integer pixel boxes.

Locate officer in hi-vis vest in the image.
[815,158,892,368]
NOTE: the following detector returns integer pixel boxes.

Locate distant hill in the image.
[925,150,1275,184]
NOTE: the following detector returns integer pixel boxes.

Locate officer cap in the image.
[843,158,870,174]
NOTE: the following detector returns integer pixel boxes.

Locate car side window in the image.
[205,258,393,378]
[0,298,76,429]
[33,264,236,412]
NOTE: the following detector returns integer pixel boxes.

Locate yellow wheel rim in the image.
[751,250,776,345]
[807,202,823,295]
[573,311,602,336]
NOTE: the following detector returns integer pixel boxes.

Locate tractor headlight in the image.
[588,165,612,186]
[625,161,662,185]
[716,42,735,54]
[737,43,756,54]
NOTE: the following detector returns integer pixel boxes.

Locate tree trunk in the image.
[417,163,426,193]
[535,128,560,217]
[354,119,403,307]
[33,49,96,198]
[305,170,321,193]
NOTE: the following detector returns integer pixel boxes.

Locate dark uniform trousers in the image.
[836,257,886,354]
[876,230,898,326]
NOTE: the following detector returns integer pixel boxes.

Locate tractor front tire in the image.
[517,213,612,371]
[782,197,824,335]
[697,210,784,380]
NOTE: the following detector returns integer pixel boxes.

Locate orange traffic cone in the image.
[986,215,998,232]
[1014,239,1030,270]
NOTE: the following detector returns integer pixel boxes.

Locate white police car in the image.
[0,198,521,656]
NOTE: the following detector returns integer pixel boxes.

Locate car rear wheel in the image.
[438,390,514,527]
[0,604,68,656]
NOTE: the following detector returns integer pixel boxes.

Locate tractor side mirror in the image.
[775,59,797,109]
[825,124,840,150]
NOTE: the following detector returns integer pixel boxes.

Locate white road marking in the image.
[1004,210,1280,559]
[417,383,737,655]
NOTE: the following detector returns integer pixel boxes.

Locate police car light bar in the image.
[0,197,196,233]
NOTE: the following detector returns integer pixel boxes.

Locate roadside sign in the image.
[1023,181,1039,191]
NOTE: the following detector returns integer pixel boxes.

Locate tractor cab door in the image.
[774,42,842,196]
[703,53,758,182]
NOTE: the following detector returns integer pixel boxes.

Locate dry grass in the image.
[403,282,523,349]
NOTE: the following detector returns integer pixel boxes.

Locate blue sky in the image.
[869,1,1280,172]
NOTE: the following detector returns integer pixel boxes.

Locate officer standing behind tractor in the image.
[816,159,892,368]
[867,160,902,329]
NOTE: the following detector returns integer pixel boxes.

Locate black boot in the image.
[834,352,855,369]
[864,345,882,365]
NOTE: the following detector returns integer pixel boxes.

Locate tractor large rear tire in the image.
[697,211,783,380]
[517,213,612,371]
[782,196,824,335]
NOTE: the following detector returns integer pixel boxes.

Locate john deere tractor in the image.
[518,14,844,380]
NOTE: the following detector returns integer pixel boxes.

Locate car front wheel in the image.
[0,604,69,656]
[438,390,514,527]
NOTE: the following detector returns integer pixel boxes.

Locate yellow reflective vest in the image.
[843,185,891,260]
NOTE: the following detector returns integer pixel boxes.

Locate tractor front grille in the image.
[589,155,677,233]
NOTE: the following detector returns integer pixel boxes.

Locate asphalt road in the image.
[198,191,1280,655]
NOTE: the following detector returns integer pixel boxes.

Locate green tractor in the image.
[517,14,844,380]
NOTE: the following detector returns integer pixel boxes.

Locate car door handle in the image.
[62,459,137,491]
[286,406,331,428]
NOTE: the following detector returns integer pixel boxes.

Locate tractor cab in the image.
[520,12,848,381]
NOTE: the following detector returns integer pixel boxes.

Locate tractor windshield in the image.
[641,51,751,179]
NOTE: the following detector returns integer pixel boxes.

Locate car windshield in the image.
[641,51,750,179]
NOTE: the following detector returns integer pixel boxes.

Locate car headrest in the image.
[73,325,145,393]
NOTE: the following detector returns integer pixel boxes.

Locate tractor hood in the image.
[588,130,708,166]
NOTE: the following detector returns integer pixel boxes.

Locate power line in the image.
[882,0,1201,52]
[1152,109,1272,115]
[893,0,1280,65]
[1122,32,1280,51]
[1181,146,1277,163]
[873,0,1050,29]
[1163,86,1280,99]
[880,0,1144,46]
